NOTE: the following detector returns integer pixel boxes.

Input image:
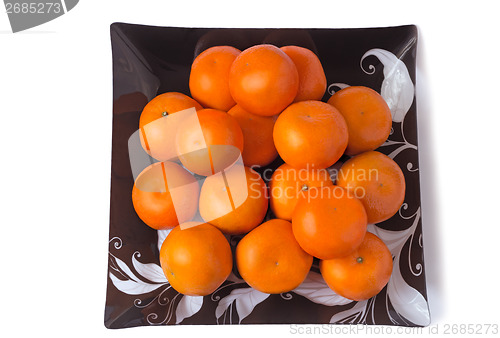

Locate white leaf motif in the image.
[361,45,415,123]
[109,272,164,295]
[132,252,168,284]
[157,229,172,252]
[368,208,430,326]
[175,296,204,324]
[113,253,140,283]
[109,254,167,295]
[216,288,270,323]
[330,300,368,324]
[293,271,353,306]
[367,224,409,255]
[387,255,430,326]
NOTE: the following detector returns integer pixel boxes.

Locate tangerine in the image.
[229,44,299,116]
[199,165,268,235]
[227,104,278,167]
[139,92,202,162]
[280,45,326,102]
[320,232,393,301]
[269,163,332,221]
[327,86,392,156]
[336,151,405,224]
[273,100,348,169]
[292,185,367,259]
[189,46,241,111]
[132,161,199,230]
[236,219,313,294]
[159,222,232,296]
[176,108,244,176]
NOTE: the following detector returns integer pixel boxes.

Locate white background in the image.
[1,0,500,337]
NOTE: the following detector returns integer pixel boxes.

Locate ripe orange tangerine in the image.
[227,104,278,167]
[139,92,202,162]
[176,108,244,176]
[292,185,367,260]
[132,161,199,230]
[199,165,268,235]
[236,219,313,294]
[336,151,405,224]
[320,232,393,301]
[189,46,241,111]
[160,222,232,296]
[327,86,392,156]
[269,163,333,221]
[273,100,348,169]
[280,45,327,102]
[229,44,299,116]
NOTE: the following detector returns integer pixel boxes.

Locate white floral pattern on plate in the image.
[328,42,416,124]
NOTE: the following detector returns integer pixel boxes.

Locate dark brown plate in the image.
[105,23,429,328]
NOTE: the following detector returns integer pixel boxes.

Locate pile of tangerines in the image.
[131,44,405,302]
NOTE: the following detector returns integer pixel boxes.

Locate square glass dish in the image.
[105,23,430,328]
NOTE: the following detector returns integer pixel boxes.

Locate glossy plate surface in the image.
[105,23,429,328]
